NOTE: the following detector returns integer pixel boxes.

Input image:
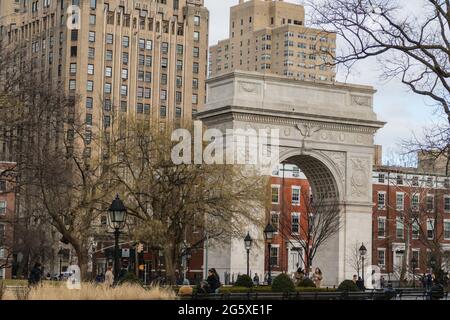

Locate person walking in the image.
[104,267,114,287]
[28,262,42,286]
[312,268,323,288]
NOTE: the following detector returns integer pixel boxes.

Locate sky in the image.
[204,0,442,163]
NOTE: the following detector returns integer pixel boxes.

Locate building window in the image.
[396,217,404,239]
[378,217,386,238]
[377,249,386,269]
[412,176,419,186]
[105,66,112,77]
[396,192,404,211]
[444,196,450,212]
[177,44,184,55]
[86,113,92,126]
[90,0,96,9]
[194,15,200,26]
[121,85,128,96]
[87,64,94,75]
[69,80,76,90]
[161,58,168,68]
[426,195,434,211]
[161,42,169,54]
[193,62,199,74]
[160,90,167,101]
[412,194,420,211]
[88,47,95,59]
[136,103,143,114]
[193,31,200,41]
[160,106,166,117]
[377,192,386,209]
[70,63,77,74]
[104,83,111,94]
[89,14,96,25]
[86,80,93,92]
[0,201,6,215]
[145,72,152,83]
[145,56,152,67]
[176,107,182,118]
[0,181,6,192]
[444,220,450,240]
[144,88,151,99]
[412,221,420,240]
[105,50,113,61]
[176,60,183,71]
[139,38,145,50]
[192,78,198,89]
[192,94,198,104]
[144,104,150,114]
[120,101,127,112]
[122,52,129,64]
[161,74,168,85]
[396,175,404,185]
[122,36,129,48]
[378,173,385,183]
[427,219,435,240]
[292,187,300,205]
[412,250,420,268]
[121,69,128,80]
[104,99,111,111]
[89,31,95,42]
[106,33,113,44]
[146,40,152,51]
[104,115,111,128]
[270,212,279,232]
[291,213,300,234]
[270,246,279,267]
[271,185,279,204]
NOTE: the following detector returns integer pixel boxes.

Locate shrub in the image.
[234,275,253,288]
[271,274,295,293]
[297,278,316,288]
[118,272,142,286]
[337,280,360,292]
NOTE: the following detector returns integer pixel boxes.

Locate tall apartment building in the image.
[0,162,16,280]
[0,0,209,139]
[209,0,336,82]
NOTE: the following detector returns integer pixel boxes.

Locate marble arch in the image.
[196,71,385,285]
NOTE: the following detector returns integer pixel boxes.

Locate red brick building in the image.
[267,163,311,276]
[0,162,16,280]
[372,165,450,280]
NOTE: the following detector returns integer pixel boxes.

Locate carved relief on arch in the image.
[320,151,346,183]
[350,157,370,199]
[238,81,261,95]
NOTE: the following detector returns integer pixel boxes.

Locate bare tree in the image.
[0,45,115,280]
[109,120,269,284]
[308,0,449,124]
[278,188,341,276]
[346,241,370,278]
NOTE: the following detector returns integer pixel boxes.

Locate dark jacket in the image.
[207,274,221,293]
[28,266,42,285]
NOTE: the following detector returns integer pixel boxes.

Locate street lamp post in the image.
[108,195,127,282]
[244,232,253,276]
[411,256,418,288]
[264,223,276,285]
[359,243,367,288]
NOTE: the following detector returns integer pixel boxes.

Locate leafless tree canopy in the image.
[110,120,269,283]
[308,0,449,124]
[278,189,341,272]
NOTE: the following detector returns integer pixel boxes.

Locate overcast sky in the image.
[204,0,442,163]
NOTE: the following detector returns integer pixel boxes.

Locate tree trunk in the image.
[72,241,90,281]
[163,245,177,285]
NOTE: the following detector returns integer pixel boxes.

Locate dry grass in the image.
[2,283,177,300]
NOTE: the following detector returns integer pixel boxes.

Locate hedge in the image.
[219,286,336,294]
